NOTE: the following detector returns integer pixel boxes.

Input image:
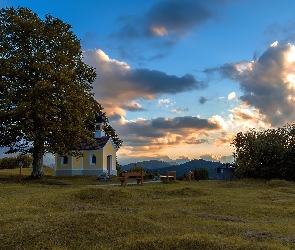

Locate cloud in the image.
[114,114,224,164]
[264,21,295,44]
[219,155,234,163]
[145,0,213,38]
[157,98,176,109]
[199,153,233,163]
[123,68,206,93]
[214,132,236,147]
[228,92,236,100]
[111,0,213,40]
[199,96,207,104]
[121,102,146,112]
[109,0,227,61]
[115,116,222,147]
[83,49,206,115]
[206,42,295,126]
[199,153,222,162]
[171,107,189,114]
[185,138,208,145]
[151,116,221,130]
[228,105,270,130]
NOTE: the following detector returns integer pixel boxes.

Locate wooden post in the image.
[141,171,144,185]
[18,160,23,182]
[188,171,194,181]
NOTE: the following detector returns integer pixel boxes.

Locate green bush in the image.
[194,167,210,180]
[129,165,145,172]
[0,155,33,169]
[232,123,295,180]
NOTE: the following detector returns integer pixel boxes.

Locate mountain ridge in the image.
[121,159,221,179]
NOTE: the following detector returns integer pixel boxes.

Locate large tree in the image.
[231,124,295,180]
[0,7,105,178]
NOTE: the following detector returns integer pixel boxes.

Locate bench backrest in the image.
[166,171,176,180]
[166,171,176,176]
[121,171,145,177]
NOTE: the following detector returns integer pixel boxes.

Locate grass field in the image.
[1,167,295,249]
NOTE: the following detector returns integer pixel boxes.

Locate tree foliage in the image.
[0,7,121,178]
[129,165,145,173]
[95,103,123,149]
[0,155,33,169]
[231,124,295,180]
[194,167,209,180]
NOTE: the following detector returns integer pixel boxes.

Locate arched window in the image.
[61,155,68,165]
[90,154,96,165]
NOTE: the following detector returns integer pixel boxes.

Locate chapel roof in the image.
[74,136,110,150]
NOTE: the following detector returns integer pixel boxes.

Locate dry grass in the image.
[1,168,295,249]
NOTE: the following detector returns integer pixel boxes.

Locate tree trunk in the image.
[30,147,44,179]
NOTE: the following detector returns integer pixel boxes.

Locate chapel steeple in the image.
[94,113,105,138]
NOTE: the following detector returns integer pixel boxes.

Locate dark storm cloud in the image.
[151,116,220,130]
[112,0,213,40]
[118,116,221,140]
[107,114,122,122]
[145,0,212,38]
[121,68,207,94]
[110,0,227,61]
[205,42,295,126]
[122,136,152,146]
[203,62,242,80]
[122,120,166,138]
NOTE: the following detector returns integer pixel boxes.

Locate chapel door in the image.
[107,155,111,175]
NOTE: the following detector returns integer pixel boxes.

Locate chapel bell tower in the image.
[94,114,105,138]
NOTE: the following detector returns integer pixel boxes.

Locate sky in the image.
[2,0,295,165]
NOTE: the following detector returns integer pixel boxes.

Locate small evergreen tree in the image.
[195,167,209,180]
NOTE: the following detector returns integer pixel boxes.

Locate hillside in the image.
[1,169,295,249]
[122,159,221,179]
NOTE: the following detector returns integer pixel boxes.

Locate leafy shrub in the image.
[0,155,33,169]
[129,165,145,172]
[194,167,210,180]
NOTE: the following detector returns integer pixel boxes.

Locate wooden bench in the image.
[160,171,176,182]
[119,171,145,186]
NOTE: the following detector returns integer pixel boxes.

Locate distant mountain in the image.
[121,160,177,171]
[122,159,221,180]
